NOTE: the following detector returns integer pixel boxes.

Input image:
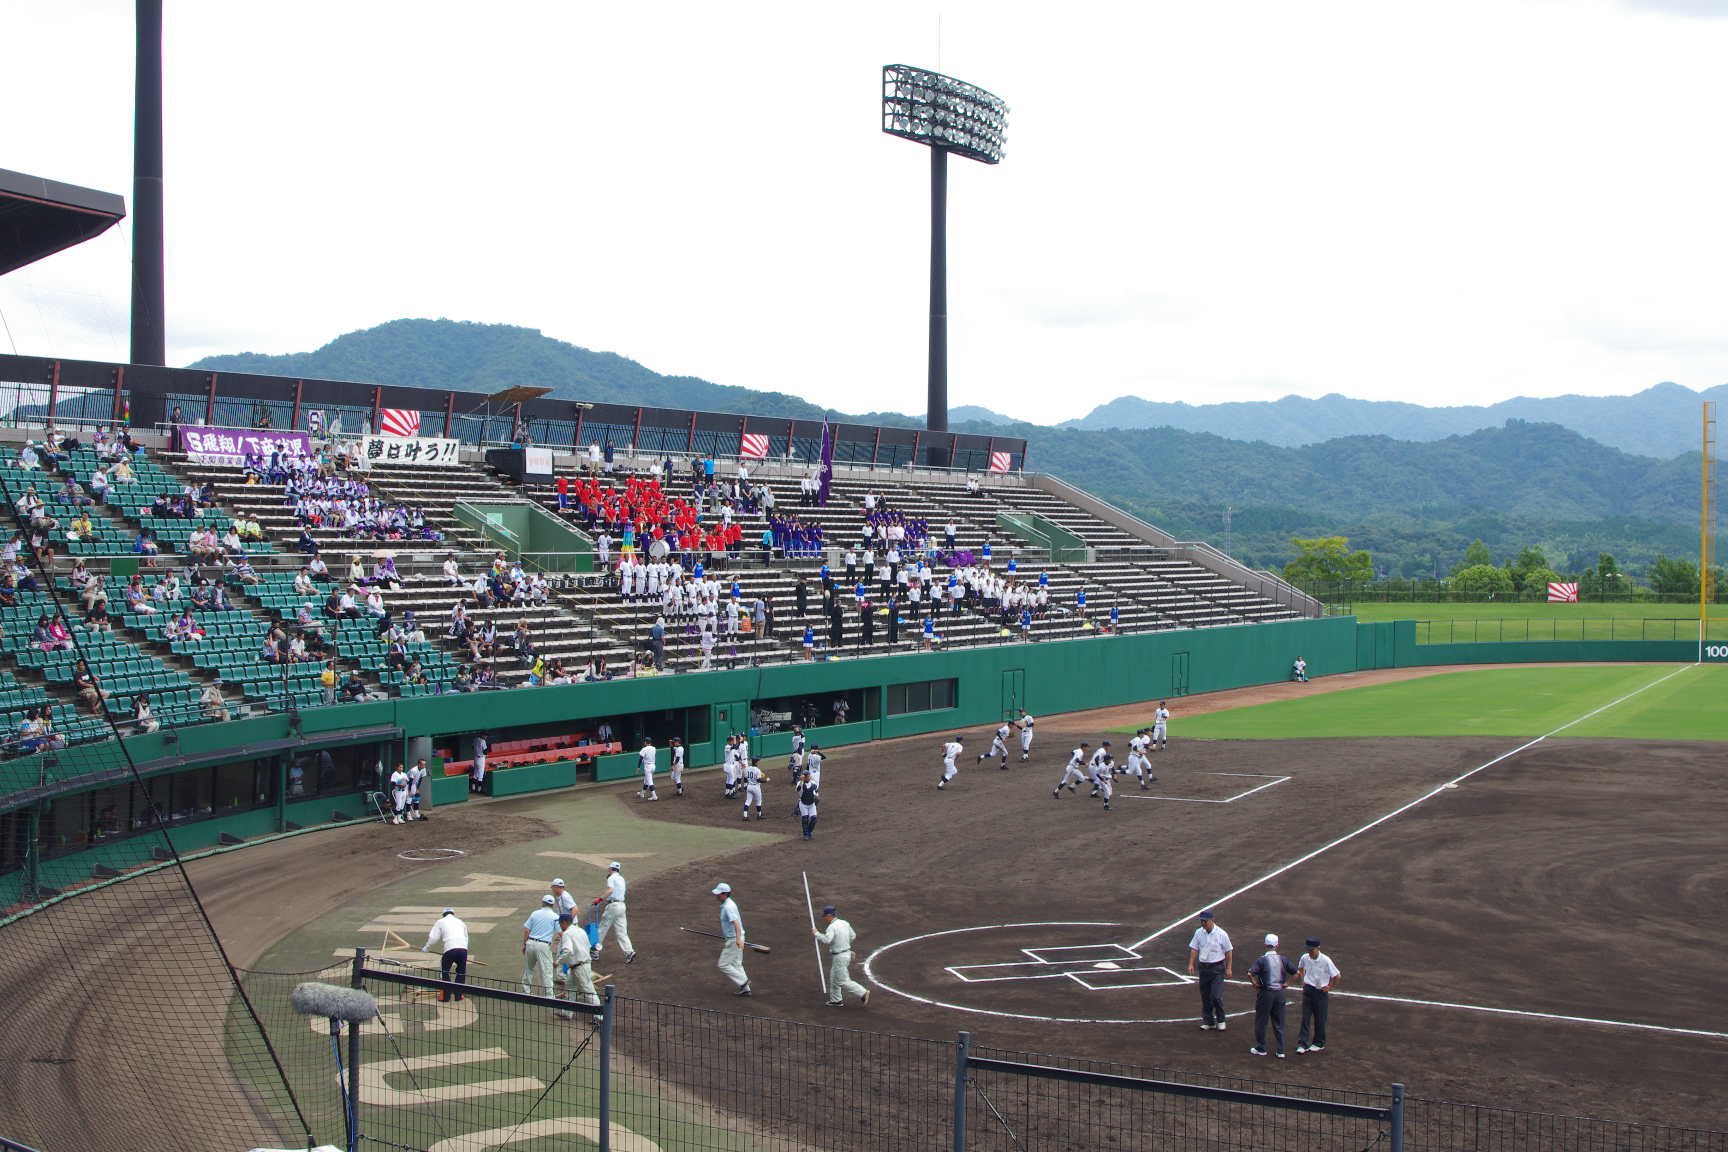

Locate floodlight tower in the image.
[882,64,1008,467]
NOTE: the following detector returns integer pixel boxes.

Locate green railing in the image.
[1410,617,1728,644]
[995,510,1090,564]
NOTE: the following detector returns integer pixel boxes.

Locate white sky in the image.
[4,0,1728,424]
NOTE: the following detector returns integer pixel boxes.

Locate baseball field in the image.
[107,660,1717,1149]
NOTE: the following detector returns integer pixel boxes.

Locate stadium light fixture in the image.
[882,64,1008,467]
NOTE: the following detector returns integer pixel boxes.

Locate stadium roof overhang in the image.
[0,167,126,276]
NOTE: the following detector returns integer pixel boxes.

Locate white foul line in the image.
[1125,663,1696,951]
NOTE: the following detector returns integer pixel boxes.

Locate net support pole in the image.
[1389,1082,1405,1152]
[599,983,615,1152]
[952,1030,971,1152]
[348,947,366,1152]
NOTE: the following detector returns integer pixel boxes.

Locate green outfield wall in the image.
[5,614,1710,912]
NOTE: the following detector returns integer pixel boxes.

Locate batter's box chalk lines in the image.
[867,922,1237,1025]
[1124,663,1696,953]
[1122,772,1291,804]
[1068,966,1191,991]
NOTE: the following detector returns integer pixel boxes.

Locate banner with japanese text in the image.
[359,434,462,467]
[177,425,313,467]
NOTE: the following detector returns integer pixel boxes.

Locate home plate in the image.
[1093,961,1122,970]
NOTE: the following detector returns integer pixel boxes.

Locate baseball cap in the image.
[441,908,456,916]
[1198,910,1216,920]
[711,882,731,895]
[558,912,574,923]
[540,894,556,905]
[822,905,837,915]
[609,861,622,871]
[551,878,566,887]
[1305,937,1321,947]
[1264,933,1279,947]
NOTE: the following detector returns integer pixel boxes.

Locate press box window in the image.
[887,678,957,716]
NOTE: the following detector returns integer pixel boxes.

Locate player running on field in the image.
[977,721,1011,769]
[1053,742,1090,797]
[1017,711,1035,761]
[1152,702,1171,750]
[937,735,964,790]
[1087,742,1113,796]
[1093,754,1115,811]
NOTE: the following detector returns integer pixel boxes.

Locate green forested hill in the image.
[190,320,1713,577]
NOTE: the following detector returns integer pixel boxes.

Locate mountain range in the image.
[192,320,1719,579]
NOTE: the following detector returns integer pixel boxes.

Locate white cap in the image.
[551,878,566,887]
[609,861,622,871]
[711,882,731,895]
[541,895,556,905]
[1264,933,1279,947]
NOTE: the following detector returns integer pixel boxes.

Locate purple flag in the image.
[818,420,835,507]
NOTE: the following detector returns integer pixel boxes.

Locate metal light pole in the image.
[883,65,1008,469]
[131,0,166,366]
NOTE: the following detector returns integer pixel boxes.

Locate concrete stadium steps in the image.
[976,485,1144,551]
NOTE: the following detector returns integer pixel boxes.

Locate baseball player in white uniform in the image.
[406,759,428,820]
[635,738,658,801]
[388,764,409,824]
[1091,752,1115,811]
[787,725,807,772]
[937,735,964,789]
[1152,702,1170,750]
[1017,711,1035,761]
[1127,730,1158,787]
[741,757,768,820]
[803,746,823,789]
[668,737,685,797]
[1053,743,1091,797]
[722,735,741,797]
[1086,742,1113,796]
[977,722,1012,769]
[591,861,637,964]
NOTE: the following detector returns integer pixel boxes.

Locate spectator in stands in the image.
[442,553,462,585]
[73,659,110,713]
[201,679,230,723]
[34,613,70,653]
[473,664,498,689]
[113,457,136,485]
[340,671,375,703]
[197,481,218,509]
[133,528,160,560]
[307,551,331,582]
[17,442,42,471]
[89,465,111,503]
[235,516,265,542]
[132,694,161,735]
[318,660,338,705]
[363,588,388,619]
[167,609,206,642]
[452,665,474,692]
[231,559,262,587]
[295,527,318,553]
[84,594,112,634]
[966,475,980,495]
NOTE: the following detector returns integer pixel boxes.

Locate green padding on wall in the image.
[594,750,644,782]
[485,759,578,796]
[752,719,881,758]
[427,773,470,806]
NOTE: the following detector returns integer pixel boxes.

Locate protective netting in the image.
[0,455,309,1152]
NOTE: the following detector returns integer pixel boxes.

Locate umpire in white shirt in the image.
[521,894,560,999]
[812,905,870,1007]
[422,909,469,1001]
[1186,910,1234,1030]
[1295,937,1342,1053]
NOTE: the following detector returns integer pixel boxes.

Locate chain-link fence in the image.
[217,953,1728,1152]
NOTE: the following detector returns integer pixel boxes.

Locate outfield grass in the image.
[1120,664,1727,742]
[1342,601,1727,642]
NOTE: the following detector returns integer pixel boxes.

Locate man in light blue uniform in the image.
[713,882,750,996]
[521,894,560,1001]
